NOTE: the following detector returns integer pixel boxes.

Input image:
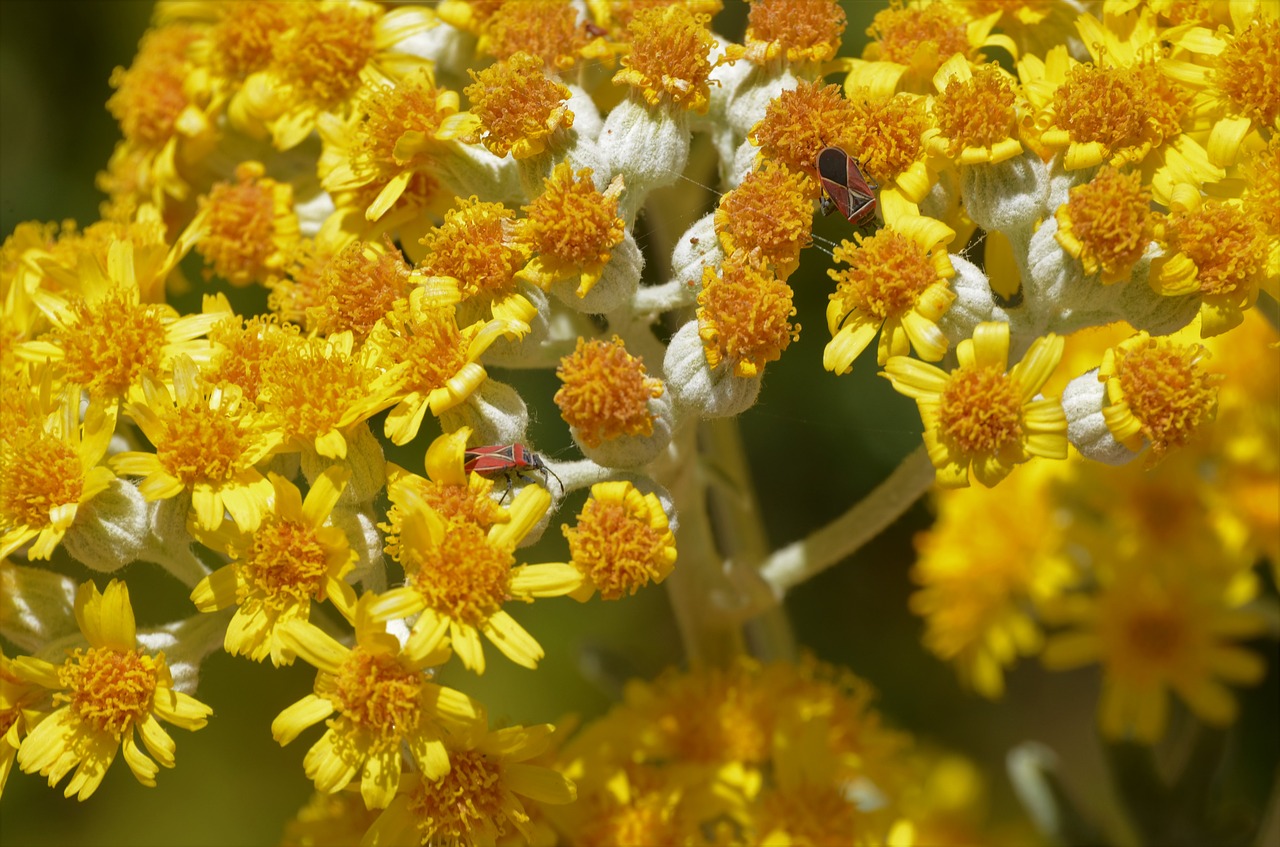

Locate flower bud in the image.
[60,478,148,574]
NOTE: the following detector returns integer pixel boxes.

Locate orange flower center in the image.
[59,291,167,401]
[244,519,332,608]
[828,229,939,322]
[406,749,513,841]
[715,160,814,270]
[563,493,672,599]
[275,4,377,109]
[1165,202,1266,296]
[697,254,800,378]
[59,647,158,737]
[0,431,83,528]
[331,649,423,742]
[1215,19,1280,126]
[1110,337,1220,458]
[555,337,662,447]
[938,367,1023,455]
[465,52,573,158]
[406,523,512,625]
[935,64,1017,151]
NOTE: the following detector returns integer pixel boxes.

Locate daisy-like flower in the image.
[368,286,528,446]
[713,159,814,279]
[614,5,717,113]
[848,4,1014,98]
[1150,188,1270,337]
[195,161,300,288]
[258,330,402,460]
[365,719,576,844]
[723,0,847,68]
[477,0,604,70]
[925,57,1024,166]
[369,484,583,673]
[111,356,281,533]
[1,650,49,797]
[911,462,1075,698]
[19,239,221,417]
[464,52,574,160]
[883,322,1067,488]
[104,23,216,205]
[0,382,116,560]
[517,163,626,296]
[554,336,664,449]
[235,0,436,150]
[271,595,482,810]
[317,68,475,224]
[189,467,359,666]
[697,251,801,378]
[416,197,537,326]
[824,215,956,372]
[1054,166,1155,284]
[840,89,937,219]
[562,481,677,601]
[748,78,859,182]
[1099,332,1222,463]
[297,239,412,342]
[1164,12,1280,167]
[11,580,212,800]
[1042,560,1269,743]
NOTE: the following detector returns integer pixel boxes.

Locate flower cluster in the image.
[2,0,1277,845]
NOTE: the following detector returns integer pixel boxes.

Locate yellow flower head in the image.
[478,0,600,70]
[370,287,527,445]
[1099,332,1222,462]
[853,2,1011,97]
[697,251,800,378]
[825,215,956,371]
[366,720,576,845]
[1150,190,1268,337]
[12,579,212,800]
[299,239,412,342]
[713,159,814,279]
[368,486,584,673]
[272,594,482,809]
[562,480,677,601]
[911,462,1073,699]
[728,0,847,67]
[884,322,1067,488]
[613,5,716,113]
[464,52,575,160]
[1054,166,1154,285]
[417,197,535,324]
[518,164,626,296]
[554,336,664,448]
[318,68,473,223]
[110,359,281,533]
[189,466,359,666]
[196,162,301,288]
[1239,135,1280,284]
[927,57,1024,166]
[748,78,859,185]
[0,382,116,561]
[1042,560,1269,743]
[842,89,935,211]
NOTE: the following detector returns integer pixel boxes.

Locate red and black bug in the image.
[464,444,564,501]
[816,146,879,230]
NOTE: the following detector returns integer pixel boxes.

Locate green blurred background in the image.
[2,2,1276,845]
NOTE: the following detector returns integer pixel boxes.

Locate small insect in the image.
[464,444,564,501]
[816,146,880,230]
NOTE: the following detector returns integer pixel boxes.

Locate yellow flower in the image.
[111,356,281,533]
[369,485,584,673]
[910,462,1074,698]
[1164,12,1280,167]
[365,719,576,844]
[195,161,300,287]
[748,78,859,185]
[554,336,664,448]
[562,481,677,601]
[1150,188,1269,337]
[1,650,49,797]
[697,251,800,378]
[825,215,956,372]
[1099,332,1222,462]
[295,239,413,342]
[235,1,436,150]
[11,580,212,799]
[613,5,716,113]
[189,467,359,666]
[464,52,574,160]
[713,159,814,279]
[0,382,116,560]
[272,595,482,809]
[848,3,1014,98]
[926,57,1024,166]
[724,0,847,68]
[19,239,220,417]
[517,163,627,296]
[478,0,604,70]
[369,287,528,446]
[1054,166,1155,284]
[317,68,475,223]
[840,89,936,218]
[884,322,1067,488]
[1042,561,1269,743]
